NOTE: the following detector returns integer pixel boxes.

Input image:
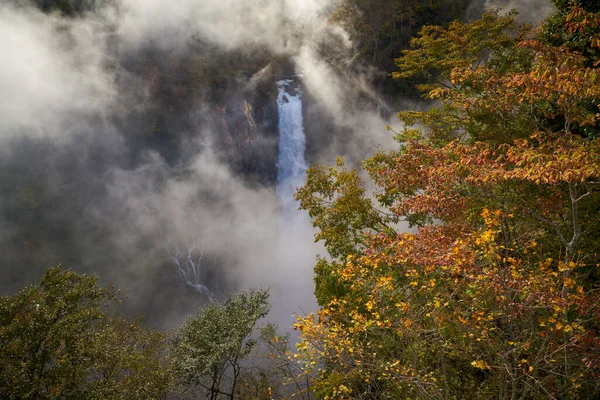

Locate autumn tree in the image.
[294,10,600,399]
[0,267,173,400]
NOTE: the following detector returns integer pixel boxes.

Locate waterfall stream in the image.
[275,78,316,328]
[276,79,308,209]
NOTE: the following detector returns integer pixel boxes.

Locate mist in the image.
[0,0,405,331]
[1,0,553,330]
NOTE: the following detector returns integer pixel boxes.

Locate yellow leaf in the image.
[564,278,575,288]
[471,360,489,370]
[556,322,563,331]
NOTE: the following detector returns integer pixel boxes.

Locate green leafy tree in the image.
[170,289,270,400]
[80,317,174,400]
[0,266,173,400]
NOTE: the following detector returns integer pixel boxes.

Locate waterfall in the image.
[169,243,217,302]
[275,78,316,329]
[276,79,308,209]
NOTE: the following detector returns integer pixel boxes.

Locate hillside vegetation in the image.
[2,0,600,399]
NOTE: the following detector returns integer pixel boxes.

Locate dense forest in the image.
[1,0,600,398]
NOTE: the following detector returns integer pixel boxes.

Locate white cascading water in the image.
[275,78,316,328]
[276,79,308,208]
[169,243,217,302]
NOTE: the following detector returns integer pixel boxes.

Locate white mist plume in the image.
[296,45,401,165]
[0,5,116,140]
[95,140,318,328]
[117,0,337,52]
[0,0,403,329]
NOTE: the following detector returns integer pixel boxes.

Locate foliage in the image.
[170,289,270,400]
[80,317,174,400]
[0,267,173,400]
[296,159,395,261]
[329,0,472,65]
[294,11,600,399]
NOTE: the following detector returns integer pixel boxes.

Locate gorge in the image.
[0,0,547,328]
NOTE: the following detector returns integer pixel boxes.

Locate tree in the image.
[170,289,270,400]
[294,11,600,399]
[80,317,174,400]
[0,266,173,400]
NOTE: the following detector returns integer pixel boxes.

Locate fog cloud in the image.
[0,0,402,329]
[116,0,337,52]
[0,5,117,139]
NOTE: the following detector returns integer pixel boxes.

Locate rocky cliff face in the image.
[207,93,280,185]
[119,45,285,186]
